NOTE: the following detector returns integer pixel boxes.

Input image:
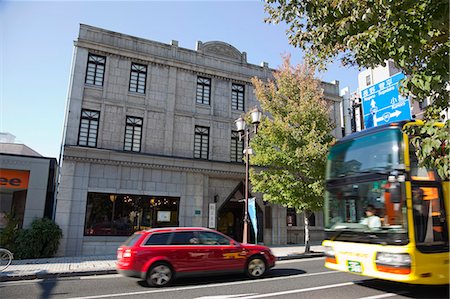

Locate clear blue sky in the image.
[1,0,359,159]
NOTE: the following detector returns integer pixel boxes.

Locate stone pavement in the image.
[0,244,324,282]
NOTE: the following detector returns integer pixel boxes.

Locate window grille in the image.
[129,63,147,94]
[196,76,211,105]
[194,126,209,159]
[85,54,106,86]
[230,131,243,162]
[124,116,143,152]
[78,109,100,147]
[232,83,244,111]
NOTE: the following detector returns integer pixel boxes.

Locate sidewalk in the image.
[0,244,324,282]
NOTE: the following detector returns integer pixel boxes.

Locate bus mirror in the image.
[389,184,401,203]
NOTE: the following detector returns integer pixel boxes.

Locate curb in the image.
[277,252,324,261]
[0,269,118,282]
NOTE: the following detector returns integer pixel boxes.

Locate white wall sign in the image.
[208,203,216,228]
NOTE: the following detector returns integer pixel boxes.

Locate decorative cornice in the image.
[63,151,245,178]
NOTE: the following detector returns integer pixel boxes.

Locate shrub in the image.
[14,218,63,259]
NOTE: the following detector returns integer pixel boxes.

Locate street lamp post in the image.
[235,107,262,244]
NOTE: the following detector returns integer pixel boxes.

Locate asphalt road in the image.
[1,257,448,299]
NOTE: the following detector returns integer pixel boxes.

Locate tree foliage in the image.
[250,57,335,212]
[407,121,449,180]
[264,0,449,179]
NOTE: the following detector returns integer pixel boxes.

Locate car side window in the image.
[144,233,172,245]
[198,232,230,245]
[170,231,198,245]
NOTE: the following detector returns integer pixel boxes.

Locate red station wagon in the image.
[116,227,276,287]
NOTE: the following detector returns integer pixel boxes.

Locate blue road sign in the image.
[361,72,412,128]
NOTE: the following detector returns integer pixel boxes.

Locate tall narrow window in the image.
[78,109,100,147]
[308,212,316,226]
[232,83,244,111]
[85,54,106,86]
[365,75,371,87]
[194,126,209,159]
[129,63,147,94]
[196,76,211,105]
[230,131,243,162]
[124,116,143,152]
[287,208,297,226]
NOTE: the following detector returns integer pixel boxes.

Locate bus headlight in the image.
[324,246,337,264]
[375,252,411,274]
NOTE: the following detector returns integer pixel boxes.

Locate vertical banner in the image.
[248,197,257,243]
[208,203,216,228]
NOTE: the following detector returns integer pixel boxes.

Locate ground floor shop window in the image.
[0,169,29,230]
[84,192,179,236]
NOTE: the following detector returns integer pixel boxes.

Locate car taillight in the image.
[123,249,132,258]
[117,247,133,260]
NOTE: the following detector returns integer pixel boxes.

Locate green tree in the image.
[264,0,449,179]
[250,57,335,252]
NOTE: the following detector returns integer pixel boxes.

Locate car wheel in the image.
[246,256,266,278]
[146,262,173,287]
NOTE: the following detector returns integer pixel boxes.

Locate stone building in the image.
[56,24,342,256]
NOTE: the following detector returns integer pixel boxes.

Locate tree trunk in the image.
[304,210,311,253]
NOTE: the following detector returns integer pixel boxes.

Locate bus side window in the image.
[412,186,448,246]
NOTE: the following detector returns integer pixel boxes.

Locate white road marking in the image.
[358,292,406,299]
[194,294,257,299]
[233,282,355,298]
[80,274,122,280]
[67,271,339,299]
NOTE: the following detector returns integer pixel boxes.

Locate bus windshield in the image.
[324,179,408,245]
[327,129,404,179]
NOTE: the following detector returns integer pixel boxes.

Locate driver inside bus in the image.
[360,204,382,229]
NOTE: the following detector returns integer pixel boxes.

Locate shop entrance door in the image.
[217,182,263,244]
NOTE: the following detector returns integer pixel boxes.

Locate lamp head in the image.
[235,117,246,132]
[250,107,262,125]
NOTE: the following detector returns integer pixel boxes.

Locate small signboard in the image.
[361,72,412,128]
[208,203,216,228]
[157,211,171,222]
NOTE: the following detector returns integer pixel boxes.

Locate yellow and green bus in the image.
[323,121,449,285]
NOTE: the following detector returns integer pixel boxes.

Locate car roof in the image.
[142,227,215,234]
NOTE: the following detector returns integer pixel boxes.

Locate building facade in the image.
[56,24,343,256]
[0,139,58,230]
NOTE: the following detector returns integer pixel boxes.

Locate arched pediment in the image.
[197,41,246,62]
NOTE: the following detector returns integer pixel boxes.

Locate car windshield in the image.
[324,179,408,245]
[327,128,404,179]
